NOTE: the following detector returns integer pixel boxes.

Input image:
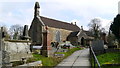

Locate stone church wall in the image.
[48,27,72,42]
[29,18,44,45]
[68,37,78,45]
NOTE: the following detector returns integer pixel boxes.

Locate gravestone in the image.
[0,27,7,67]
[91,40,104,52]
[21,25,30,40]
[0,27,3,68]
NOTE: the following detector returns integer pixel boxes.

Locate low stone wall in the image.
[3,41,32,63]
[106,49,120,53]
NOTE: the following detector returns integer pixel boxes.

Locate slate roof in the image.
[68,30,95,38]
[40,16,80,31]
[84,31,94,37]
[68,31,80,37]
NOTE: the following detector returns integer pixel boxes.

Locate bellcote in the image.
[34,2,40,17]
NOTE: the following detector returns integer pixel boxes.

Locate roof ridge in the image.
[40,16,80,31]
[40,16,78,26]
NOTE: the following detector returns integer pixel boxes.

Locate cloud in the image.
[0,0,119,31]
[0,0,34,2]
[40,0,119,27]
[99,18,112,31]
[0,2,34,27]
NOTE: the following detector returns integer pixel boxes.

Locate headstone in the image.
[23,25,28,37]
[91,40,104,52]
[0,27,3,68]
[21,25,30,40]
[54,54,65,58]
[0,27,5,67]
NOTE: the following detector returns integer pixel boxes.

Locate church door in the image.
[81,37,84,46]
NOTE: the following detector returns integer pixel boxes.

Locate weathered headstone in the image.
[0,27,3,68]
[21,25,30,40]
[1,27,11,67]
[23,25,28,37]
[0,27,6,67]
[91,40,104,52]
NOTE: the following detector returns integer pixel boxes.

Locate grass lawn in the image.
[96,52,120,68]
[29,47,82,66]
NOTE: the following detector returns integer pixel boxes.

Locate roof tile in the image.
[40,16,80,31]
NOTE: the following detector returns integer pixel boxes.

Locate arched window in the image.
[55,31,61,42]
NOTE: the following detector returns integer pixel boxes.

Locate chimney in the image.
[74,22,76,25]
[81,26,83,30]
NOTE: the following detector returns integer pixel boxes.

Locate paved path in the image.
[56,48,91,68]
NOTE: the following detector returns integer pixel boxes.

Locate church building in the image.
[28,2,92,56]
[29,2,81,45]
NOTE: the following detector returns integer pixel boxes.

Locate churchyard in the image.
[0,1,120,68]
[0,24,119,67]
[90,40,120,68]
[0,26,84,67]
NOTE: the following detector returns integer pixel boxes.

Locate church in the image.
[28,2,93,56]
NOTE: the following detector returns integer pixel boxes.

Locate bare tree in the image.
[0,25,10,40]
[9,24,23,40]
[88,18,102,39]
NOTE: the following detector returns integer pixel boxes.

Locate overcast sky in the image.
[0,0,120,30]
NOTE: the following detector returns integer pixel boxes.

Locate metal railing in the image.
[89,46,101,68]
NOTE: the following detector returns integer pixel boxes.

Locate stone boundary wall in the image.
[106,49,120,53]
